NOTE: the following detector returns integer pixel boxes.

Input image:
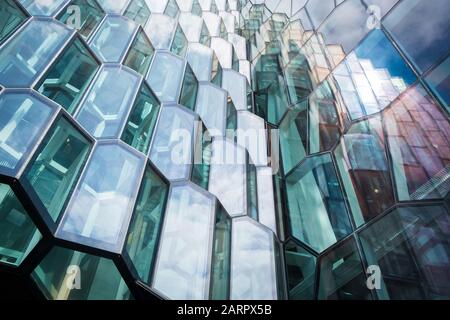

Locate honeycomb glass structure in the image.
[0,0,449,301]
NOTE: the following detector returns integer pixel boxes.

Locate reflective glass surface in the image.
[0,0,27,44]
[0,19,71,87]
[146,52,184,103]
[36,37,99,114]
[123,29,154,76]
[25,116,92,222]
[179,63,198,110]
[153,184,215,300]
[19,0,69,16]
[196,83,227,137]
[125,164,168,284]
[0,92,54,173]
[149,105,195,181]
[57,143,145,252]
[0,183,41,266]
[90,15,137,63]
[286,153,352,253]
[144,14,176,50]
[76,66,140,139]
[425,56,450,113]
[97,0,129,14]
[57,0,104,39]
[32,246,131,300]
[231,218,278,300]
[285,241,316,300]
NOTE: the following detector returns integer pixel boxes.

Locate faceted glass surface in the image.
[285,241,316,300]
[179,63,198,111]
[121,83,160,155]
[196,83,227,137]
[152,184,215,300]
[0,20,71,87]
[57,143,145,252]
[425,56,450,113]
[125,164,168,284]
[36,37,99,114]
[25,116,92,222]
[19,0,69,16]
[76,66,140,139]
[286,153,352,253]
[170,25,188,57]
[58,0,104,39]
[32,246,131,300]
[90,15,137,63]
[0,183,41,266]
[0,92,55,173]
[123,29,154,76]
[0,0,27,44]
[124,0,151,26]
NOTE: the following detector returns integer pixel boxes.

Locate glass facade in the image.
[0,0,449,301]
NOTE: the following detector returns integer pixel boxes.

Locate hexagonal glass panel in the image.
[210,205,231,300]
[76,65,140,139]
[146,52,184,103]
[149,105,195,181]
[153,183,215,300]
[0,0,27,44]
[186,43,213,82]
[57,143,145,252]
[0,19,72,87]
[286,153,352,253]
[222,69,248,111]
[121,82,160,155]
[237,111,268,167]
[285,241,316,300]
[0,92,55,174]
[279,101,308,175]
[144,14,176,50]
[90,16,137,63]
[383,84,450,201]
[0,183,41,266]
[32,246,132,300]
[179,63,198,111]
[195,83,227,137]
[25,116,92,222]
[124,0,150,26]
[360,205,450,300]
[170,24,188,57]
[18,0,70,16]
[123,29,154,76]
[57,0,104,39]
[231,217,278,300]
[208,139,247,217]
[334,116,395,227]
[124,164,168,284]
[178,13,203,42]
[211,37,232,68]
[333,29,416,120]
[318,237,372,300]
[36,37,99,114]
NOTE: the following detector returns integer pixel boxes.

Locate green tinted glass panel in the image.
[32,246,131,300]
[36,37,99,114]
[123,29,154,76]
[170,25,188,57]
[192,126,211,190]
[179,64,198,110]
[125,165,168,284]
[210,207,231,300]
[0,183,41,266]
[121,83,160,155]
[247,164,258,220]
[25,117,92,222]
[58,0,104,39]
[124,0,150,26]
[318,238,372,300]
[0,0,27,44]
[164,0,179,18]
[285,242,316,300]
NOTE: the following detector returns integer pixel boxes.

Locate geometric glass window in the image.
[124,0,151,27]
[0,183,41,266]
[125,165,168,284]
[25,117,92,222]
[18,0,69,16]
[123,29,154,77]
[76,66,140,139]
[285,241,316,300]
[0,92,55,174]
[170,24,188,57]
[285,153,352,253]
[425,56,450,114]
[360,205,450,300]
[57,0,105,39]
[0,0,27,44]
[57,143,145,252]
[32,246,132,300]
[121,82,161,155]
[0,20,71,87]
[179,63,198,111]
[36,37,99,114]
[89,15,137,63]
